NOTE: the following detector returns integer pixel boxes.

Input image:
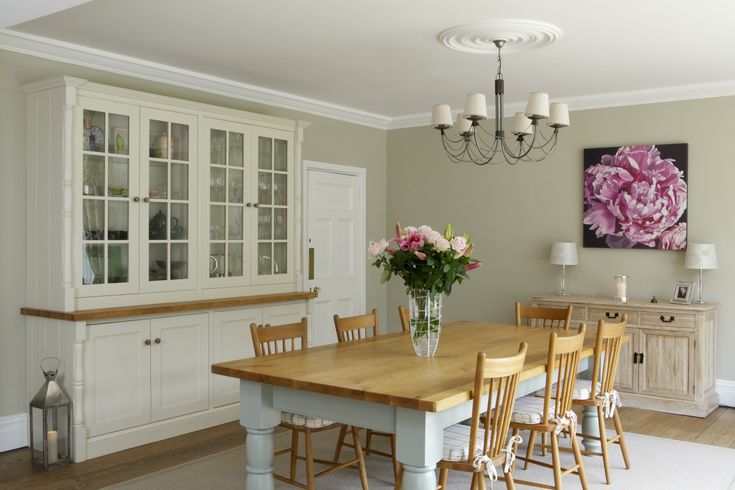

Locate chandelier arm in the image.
[472,127,498,151]
[522,125,558,151]
[441,134,472,161]
[470,131,502,164]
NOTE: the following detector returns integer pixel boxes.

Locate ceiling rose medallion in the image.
[431,20,569,165]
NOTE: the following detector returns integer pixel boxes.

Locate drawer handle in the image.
[633,352,638,364]
[659,315,675,323]
[605,312,620,319]
[639,352,644,363]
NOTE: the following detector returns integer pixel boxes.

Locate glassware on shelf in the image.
[170,123,189,161]
[148,161,168,199]
[258,137,272,170]
[149,243,168,281]
[258,243,272,275]
[83,200,105,240]
[228,243,243,277]
[273,243,287,275]
[107,201,129,240]
[108,157,129,197]
[170,243,188,280]
[274,208,287,240]
[228,169,243,203]
[209,243,225,278]
[258,208,272,240]
[273,174,287,206]
[274,139,287,171]
[108,244,128,283]
[83,155,105,196]
[83,110,105,152]
[228,206,243,240]
[210,129,226,165]
[170,163,188,200]
[229,132,244,167]
[210,168,226,202]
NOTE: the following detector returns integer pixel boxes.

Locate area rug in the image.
[108,429,735,489]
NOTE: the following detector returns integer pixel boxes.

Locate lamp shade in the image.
[525,92,550,119]
[510,112,534,135]
[550,242,578,266]
[685,243,718,269]
[456,114,473,135]
[463,93,488,120]
[548,103,570,127]
[431,104,453,128]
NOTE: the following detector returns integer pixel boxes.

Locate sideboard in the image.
[530,295,718,418]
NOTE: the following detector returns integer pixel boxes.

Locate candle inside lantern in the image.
[47,430,58,463]
[614,274,627,303]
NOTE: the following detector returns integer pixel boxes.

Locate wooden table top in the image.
[211,322,601,413]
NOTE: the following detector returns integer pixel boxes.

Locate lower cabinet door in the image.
[86,320,151,436]
[150,313,210,421]
[614,329,638,393]
[637,328,695,400]
[212,307,261,407]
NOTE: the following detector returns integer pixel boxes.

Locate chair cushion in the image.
[442,423,490,462]
[533,379,600,401]
[280,412,335,428]
[510,396,555,424]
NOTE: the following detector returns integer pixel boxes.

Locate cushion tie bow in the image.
[472,434,523,489]
[598,389,622,418]
[551,410,578,436]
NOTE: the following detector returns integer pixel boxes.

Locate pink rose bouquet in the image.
[583,145,687,249]
[368,223,480,295]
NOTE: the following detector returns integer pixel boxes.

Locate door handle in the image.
[659,315,675,323]
[308,247,315,280]
[605,312,620,319]
[639,352,644,364]
[633,352,638,364]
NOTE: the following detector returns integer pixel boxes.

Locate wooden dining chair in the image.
[508,325,588,490]
[250,319,368,490]
[438,343,528,490]
[571,315,631,484]
[333,309,402,488]
[515,303,573,330]
[398,306,410,333]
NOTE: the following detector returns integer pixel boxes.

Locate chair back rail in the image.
[541,324,586,419]
[468,343,528,462]
[250,318,308,357]
[398,306,409,333]
[515,302,573,330]
[334,309,379,342]
[590,315,628,397]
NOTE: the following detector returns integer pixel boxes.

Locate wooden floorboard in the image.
[1,408,734,489]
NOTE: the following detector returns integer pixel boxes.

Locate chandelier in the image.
[431,39,570,165]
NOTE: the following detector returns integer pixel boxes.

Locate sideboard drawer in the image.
[640,311,696,330]
[570,306,587,322]
[589,307,639,325]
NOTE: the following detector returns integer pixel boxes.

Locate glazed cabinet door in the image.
[77,98,140,297]
[614,328,637,393]
[211,307,261,407]
[250,127,294,285]
[140,108,198,293]
[637,328,695,400]
[150,314,210,422]
[200,118,252,288]
[85,320,151,436]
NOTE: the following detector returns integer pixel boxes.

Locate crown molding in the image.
[388,80,735,130]
[0,29,391,129]
[4,29,735,132]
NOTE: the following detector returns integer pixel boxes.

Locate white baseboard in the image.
[0,413,28,452]
[716,379,735,408]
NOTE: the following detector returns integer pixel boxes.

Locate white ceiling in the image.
[0,0,93,29]
[7,0,735,127]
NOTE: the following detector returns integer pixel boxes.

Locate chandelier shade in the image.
[432,39,569,165]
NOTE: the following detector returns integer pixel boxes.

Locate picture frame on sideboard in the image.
[671,280,694,304]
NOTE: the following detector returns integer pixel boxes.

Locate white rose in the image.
[404,226,418,234]
[367,239,388,259]
[426,230,443,244]
[450,236,468,255]
[434,237,451,252]
[418,225,433,236]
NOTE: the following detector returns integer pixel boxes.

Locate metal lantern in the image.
[29,357,71,469]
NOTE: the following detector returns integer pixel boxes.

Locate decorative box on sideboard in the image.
[530,295,718,418]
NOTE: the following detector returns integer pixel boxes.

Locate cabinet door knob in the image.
[143,197,150,203]
[659,315,675,323]
[133,196,140,203]
[639,352,644,363]
[253,203,259,208]
[246,202,253,207]
[154,338,161,344]
[605,312,620,319]
[144,339,151,346]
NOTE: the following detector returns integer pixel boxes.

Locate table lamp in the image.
[550,242,578,296]
[685,243,718,304]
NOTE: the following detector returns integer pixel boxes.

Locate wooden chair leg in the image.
[570,428,588,490]
[597,405,611,484]
[397,461,404,490]
[438,467,448,489]
[612,410,631,469]
[390,434,401,490]
[365,429,373,455]
[511,427,521,473]
[305,430,315,490]
[351,426,369,490]
[550,432,563,490]
[541,432,548,456]
[504,468,517,490]
[290,429,299,479]
[470,472,478,490]
[477,471,487,490]
[333,424,348,462]
[524,430,537,470]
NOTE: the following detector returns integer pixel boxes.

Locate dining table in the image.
[211,321,605,490]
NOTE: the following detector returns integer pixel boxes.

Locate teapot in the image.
[149,210,167,239]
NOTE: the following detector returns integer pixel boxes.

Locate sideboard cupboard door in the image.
[637,328,695,400]
[85,320,151,436]
[614,328,638,393]
[150,314,209,421]
[139,108,198,293]
[211,308,260,407]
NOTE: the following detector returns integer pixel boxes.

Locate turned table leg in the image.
[240,381,281,490]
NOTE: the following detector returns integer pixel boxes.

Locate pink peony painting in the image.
[583,144,688,250]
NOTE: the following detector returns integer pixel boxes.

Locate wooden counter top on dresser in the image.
[530,294,718,417]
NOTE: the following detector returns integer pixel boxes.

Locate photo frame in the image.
[671,280,694,304]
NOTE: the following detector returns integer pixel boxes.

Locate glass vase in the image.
[408,289,442,357]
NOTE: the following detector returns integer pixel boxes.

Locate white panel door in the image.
[150,314,209,421]
[211,307,261,407]
[85,320,150,436]
[305,166,365,347]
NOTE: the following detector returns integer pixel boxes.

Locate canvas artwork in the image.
[583,143,688,250]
